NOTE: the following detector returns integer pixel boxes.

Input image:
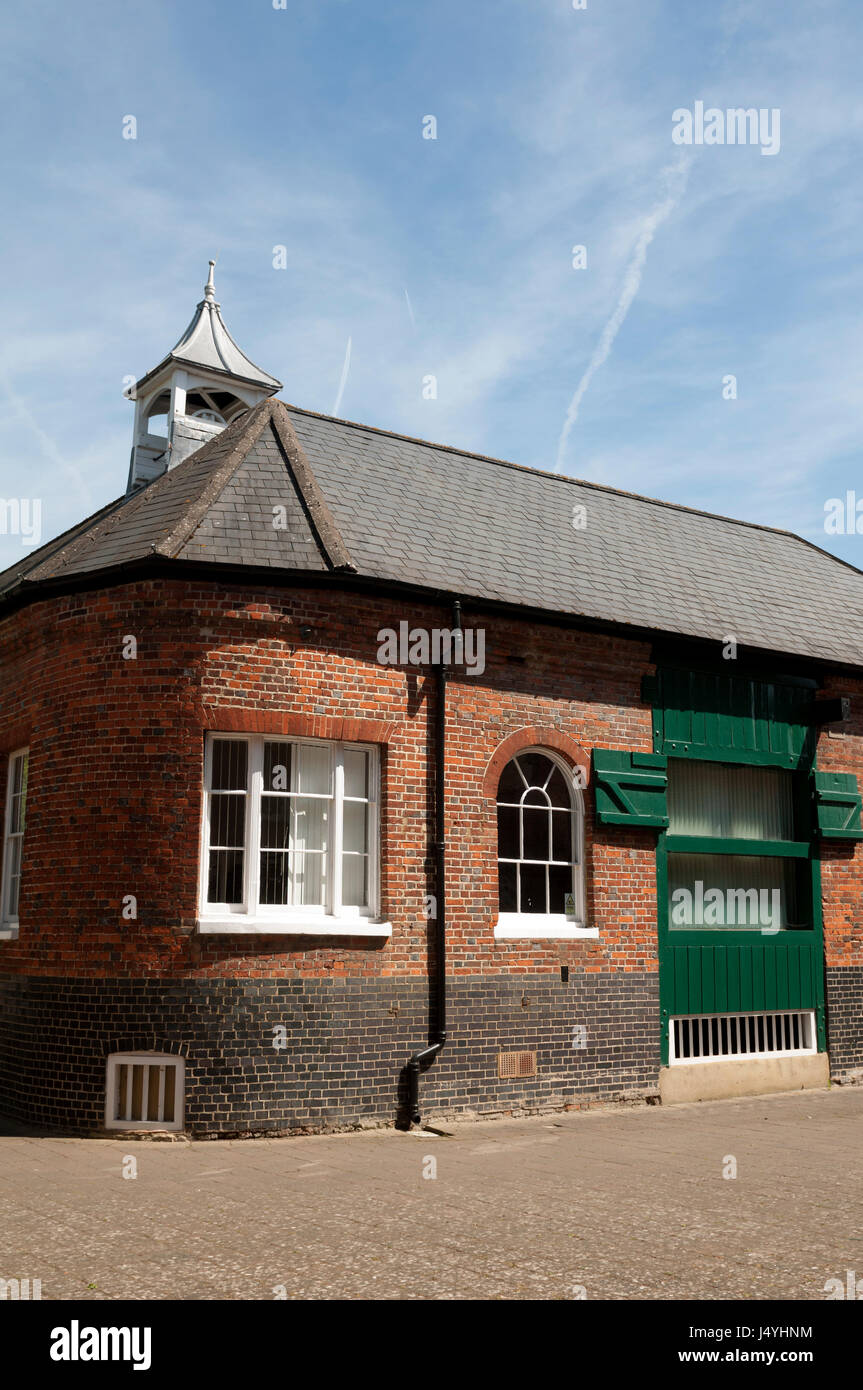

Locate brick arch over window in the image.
[482,727,590,801]
[199,706,400,745]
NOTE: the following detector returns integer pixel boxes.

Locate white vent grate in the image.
[105,1053,185,1131]
[669,1010,816,1065]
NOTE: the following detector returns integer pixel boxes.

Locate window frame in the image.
[0,747,28,938]
[663,756,813,939]
[493,748,594,940]
[197,734,390,936]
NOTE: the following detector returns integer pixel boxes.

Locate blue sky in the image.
[2,0,863,570]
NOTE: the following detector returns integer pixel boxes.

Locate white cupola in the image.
[126,260,282,491]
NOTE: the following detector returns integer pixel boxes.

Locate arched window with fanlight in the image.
[494,749,591,938]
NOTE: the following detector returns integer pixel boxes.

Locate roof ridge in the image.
[156,400,277,558]
[161,399,355,572]
[20,410,262,583]
[284,402,827,551]
[268,402,355,572]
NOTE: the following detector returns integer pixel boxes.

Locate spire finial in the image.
[204,258,216,302]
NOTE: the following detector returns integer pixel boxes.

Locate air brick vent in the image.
[498,1050,537,1078]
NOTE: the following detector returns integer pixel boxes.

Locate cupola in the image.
[126,261,282,491]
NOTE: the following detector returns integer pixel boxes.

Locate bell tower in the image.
[126,261,282,491]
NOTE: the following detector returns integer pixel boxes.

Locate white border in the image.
[494,913,597,940]
[197,918,392,936]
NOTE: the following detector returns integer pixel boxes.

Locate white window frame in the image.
[0,747,28,940]
[197,734,391,936]
[105,1053,185,1131]
[494,748,595,939]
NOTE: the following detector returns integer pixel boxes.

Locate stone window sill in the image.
[0,925,18,941]
[196,917,392,938]
[494,913,598,940]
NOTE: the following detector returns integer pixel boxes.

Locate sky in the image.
[1,0,863,571]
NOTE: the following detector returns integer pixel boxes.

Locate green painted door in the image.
[651,666,825,1065]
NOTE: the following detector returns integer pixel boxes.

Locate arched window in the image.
[495,750,589,937]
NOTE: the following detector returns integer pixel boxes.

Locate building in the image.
[1,264,862,1136]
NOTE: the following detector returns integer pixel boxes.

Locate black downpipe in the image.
[406,599,461,1125]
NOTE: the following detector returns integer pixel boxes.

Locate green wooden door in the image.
[651,666,826,1065]
[656,840,826,1063]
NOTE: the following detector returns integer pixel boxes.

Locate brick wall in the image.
[0,973,660,1134]
[0,576,860,1132]
[819,673,863,1076]
[0,578,658,980]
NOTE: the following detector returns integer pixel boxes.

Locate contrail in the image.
[404,289,416,327]
[556,156,691,470]
[332,336,352,417]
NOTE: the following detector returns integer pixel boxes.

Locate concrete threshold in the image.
[659,1051,829,1104]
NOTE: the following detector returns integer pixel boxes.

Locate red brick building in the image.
[1,267,861,1135]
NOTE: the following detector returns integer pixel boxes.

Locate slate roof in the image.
[3,397,863,669]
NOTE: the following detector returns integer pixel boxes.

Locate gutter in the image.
[405,598,461,1126]
[0,555,845,681]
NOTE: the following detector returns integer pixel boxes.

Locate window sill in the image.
[196,917,392,937]
[0,925,18,941]
[494,914,597,940]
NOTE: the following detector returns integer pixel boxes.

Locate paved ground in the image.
[1,1087,860,1300]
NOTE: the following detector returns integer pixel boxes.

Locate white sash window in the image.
[199,735,388,936]
[1,748,28,934]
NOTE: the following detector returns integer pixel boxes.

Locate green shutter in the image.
[651,667,813,767]
[813,771,863,839]
[593,749,668,828]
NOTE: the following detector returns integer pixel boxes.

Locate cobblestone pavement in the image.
[1,1086,860,1301]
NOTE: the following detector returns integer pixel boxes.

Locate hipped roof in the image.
[3,397,863,670]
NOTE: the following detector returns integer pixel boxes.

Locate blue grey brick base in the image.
[0,973,661,1134]
[826,966,863,1080]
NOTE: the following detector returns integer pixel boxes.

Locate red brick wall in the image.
[0,578,660,982]
[817,672,863,967]
[1,577,861,988]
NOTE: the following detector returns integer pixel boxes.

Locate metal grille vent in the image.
[669,1010,816,1065]
[498,1050,537,1078]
